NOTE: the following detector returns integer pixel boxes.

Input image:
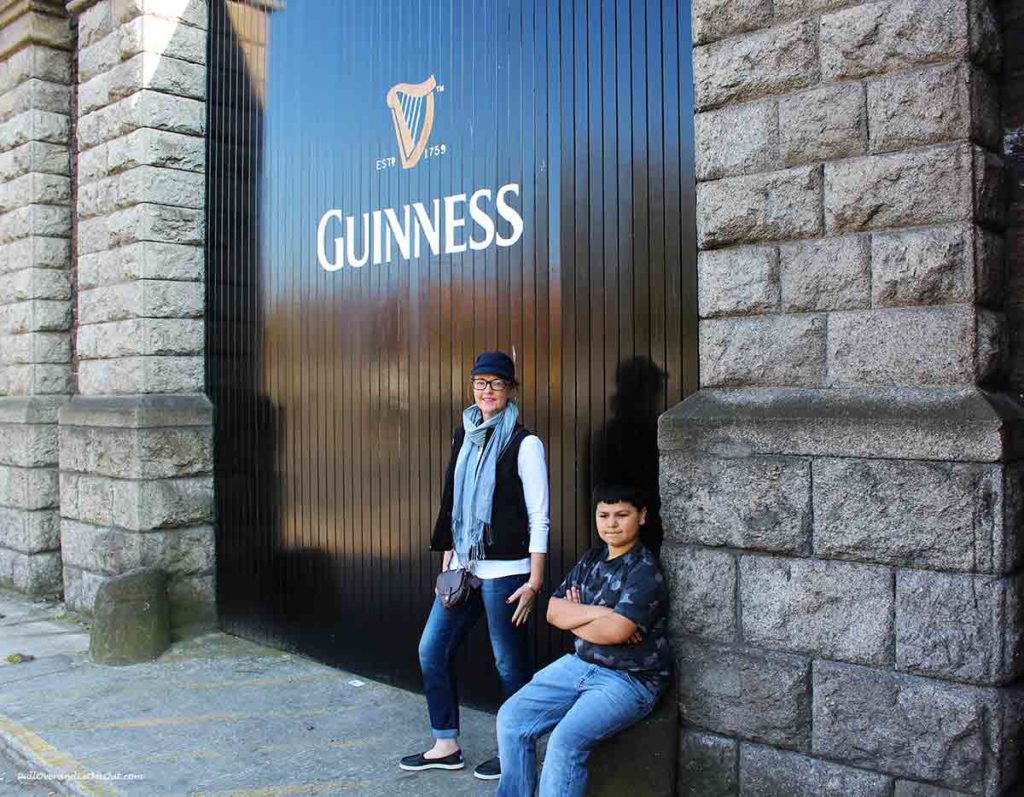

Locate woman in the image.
[400,351,549,781]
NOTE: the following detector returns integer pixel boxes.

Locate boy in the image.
[496,485,672,797]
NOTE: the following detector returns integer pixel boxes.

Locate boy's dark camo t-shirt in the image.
[551,542,673,692]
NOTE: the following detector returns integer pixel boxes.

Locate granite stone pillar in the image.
[0,0,72,597]
[664,1,1023,794]
[60,0,214,637]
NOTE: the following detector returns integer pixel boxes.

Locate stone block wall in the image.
[663,0,1024,794]
[57,0,214,637]
[0,1,72,596]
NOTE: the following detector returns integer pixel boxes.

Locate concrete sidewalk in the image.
[0,588,501,797]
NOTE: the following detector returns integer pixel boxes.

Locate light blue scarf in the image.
[451,401,520,562]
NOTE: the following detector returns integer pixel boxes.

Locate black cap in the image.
[471,351,515,382]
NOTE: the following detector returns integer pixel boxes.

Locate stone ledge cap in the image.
[0,395,69,424]
[660,387,1024,463]
[59,393,212,428]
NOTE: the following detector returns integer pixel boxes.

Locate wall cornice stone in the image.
[0,0,69,59]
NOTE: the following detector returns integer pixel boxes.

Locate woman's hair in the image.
[591,483,648,511]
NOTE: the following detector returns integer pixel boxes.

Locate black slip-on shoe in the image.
[399,749,465,772]
[473,756,501,780]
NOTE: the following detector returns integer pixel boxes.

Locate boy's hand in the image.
[567,586,584,604]
[626,630,643,645]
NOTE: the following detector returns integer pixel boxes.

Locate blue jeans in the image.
[496,653,659,797]
[418,574,532,739]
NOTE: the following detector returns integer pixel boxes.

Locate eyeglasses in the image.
[471,378,511,392]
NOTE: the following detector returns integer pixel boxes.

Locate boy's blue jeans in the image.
[496,653,660,796]
[418,574,531,739]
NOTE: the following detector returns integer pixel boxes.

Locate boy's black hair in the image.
[591,483,648,511]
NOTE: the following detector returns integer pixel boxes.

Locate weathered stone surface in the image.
[77,91,204,151]
[0,464,58,509]
[780,235,870,312]
[59,394,212,429]
[0,267,71,304]
[111,0,209,32]
[813,458,1012,573]
[662,453,810,554]
[825,145,971,233]
[0,331,71,365]
[77,204,204,254]
[89,566,170,664]
[693,20,818,111]
[0,299,70,334]
[78,280,203,324]
[827,306,984,387]
[779,83,865,166]
[0,506,59,553]
[698,165,822,249]
[740,556,894,665]
[678,640,811,749]
[696,101,777,181]
[0,363,71,396]
[0,78,70,123]
[79,52,206,116]
[60,473,213,531]
[590,686,679,797]
[80,18,207,83]
[0,422,57,467]
[60,520,215,577]
[0,140,69,182]
[692,0,771,45]
[812,661,1006,793]
[893,781,971,797]
[739,743,892,797]
[0,109,69,150]
[698,246,779,318]
[78,165,205,218]
[78,241,203,288]
[166,570,216,638]
[700,314,826,388]
[77,318,203,359]
[974,228,1004,308]
[61,563,101,613]
[973,148,1006,229]
[59,424,212,480]
[80,129,205,184]
[660,386,1024,464]
[871,225,976,307]
[0,46,71,96]
[868,63,997,153]
[77,356,203,395]
[0,205,71,244]
[662,543,736,642]
[820,0,968,81]
[969,0,1002,71]
[76,0,114,48]
[0,172,70,213]
[680,731,737,797]
[0,546,61,596]
[896,569,1020,685]
[0,236,69,273]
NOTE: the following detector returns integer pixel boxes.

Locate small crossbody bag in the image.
[436,557,482,609]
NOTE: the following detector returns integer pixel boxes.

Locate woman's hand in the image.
[507,582,539,626]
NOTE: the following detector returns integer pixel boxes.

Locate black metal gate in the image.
[207,0,696,709]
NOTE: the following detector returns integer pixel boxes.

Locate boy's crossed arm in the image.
[546,587,642,646]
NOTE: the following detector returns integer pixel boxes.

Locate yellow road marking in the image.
[0,710,122,796]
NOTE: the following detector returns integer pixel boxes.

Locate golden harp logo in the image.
[386,75,437,169]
